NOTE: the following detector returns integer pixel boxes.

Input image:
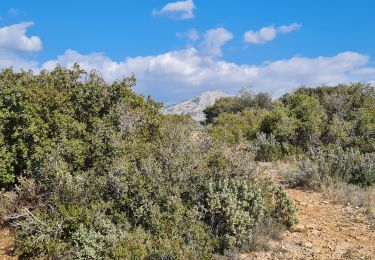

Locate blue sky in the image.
[0,1,375,104]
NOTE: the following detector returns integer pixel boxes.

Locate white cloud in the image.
[0,22,41,71]
[0,22,42,52]
[0,50,39,71]
[244,26,276,44]
[244,23,301,44]
[1,23,374,105]
[40,49,375,104]
[278,23,302,33]
[153,0,195,20]
[199,27,233,57]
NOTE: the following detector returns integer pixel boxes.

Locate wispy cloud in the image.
[278,23,302,33]
[8,8,20,17]
[153,0,195,20]
[176,28,200,42]
[244,23,301,44]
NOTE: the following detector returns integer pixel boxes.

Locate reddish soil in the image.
[244,188,375,259]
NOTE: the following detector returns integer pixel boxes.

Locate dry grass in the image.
[320,181,375,218]
[247,218,286,252]
[277,161,375,218]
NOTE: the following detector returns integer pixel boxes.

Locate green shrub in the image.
[272,187,298,227]
[254,133,282,161]
[296,147,375,188]
[205,178,267,250]
[0,67,297,258]
[204,177,297,252]
[203,90,272,124]
[207,83,375,156]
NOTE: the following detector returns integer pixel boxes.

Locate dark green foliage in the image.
[281,93,327,148]
[206,83,374,189]
[208,84,374,156]
[203,90,272,124]
[0,66,161,189]
[0,68,296,258]
[210,109,267,144]
[281,84,375,152]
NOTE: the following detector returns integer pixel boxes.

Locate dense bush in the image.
[0,66,161,189]
[254,133,282,162]
[206,84,375,158]
[0,67,297,258]
[203,90,272,124]
[295,147,375,188]
[205,177,296,252]
[209,109,267,144]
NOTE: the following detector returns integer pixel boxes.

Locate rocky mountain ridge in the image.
[161,90,229,121]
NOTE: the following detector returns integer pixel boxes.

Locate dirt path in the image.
[244,188,375,259]
[0,227,16,260]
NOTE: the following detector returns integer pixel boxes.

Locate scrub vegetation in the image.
[0,67,296,259]
[0,66,373,258]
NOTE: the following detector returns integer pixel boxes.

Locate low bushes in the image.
[254,133,282,162]
[295,147,375,188]
[282,147,375,217]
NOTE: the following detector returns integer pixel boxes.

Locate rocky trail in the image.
[244,188,375,259]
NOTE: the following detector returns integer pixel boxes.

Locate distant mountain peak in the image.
[161,90,229,121]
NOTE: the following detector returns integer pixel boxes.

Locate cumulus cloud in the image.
[244,23,301,44]
[0,50,39,71]
[199,27,233,57]
[1,23,374,104]
[153,0,195,20]
[40,49,375,104]
[0,22,42,52]
[0,22,41,71]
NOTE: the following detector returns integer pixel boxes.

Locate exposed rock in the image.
[161,90,229,121]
